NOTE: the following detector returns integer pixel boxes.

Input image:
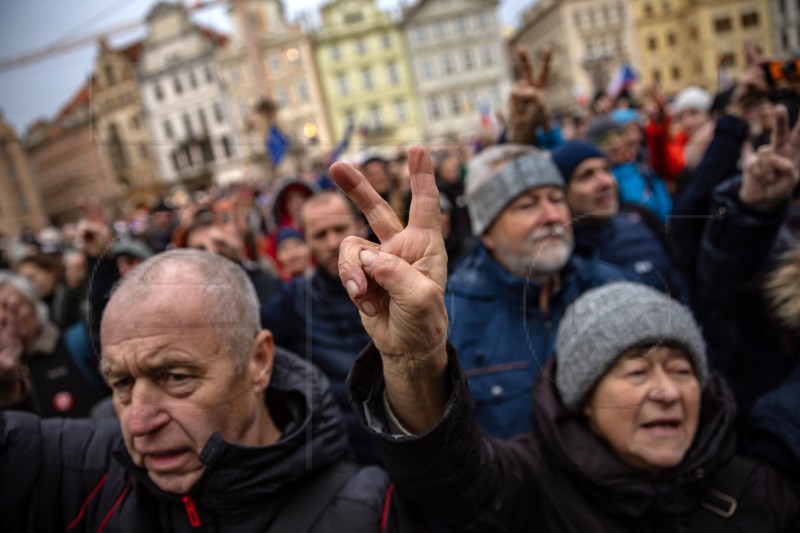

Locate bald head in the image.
[102,250,260,366]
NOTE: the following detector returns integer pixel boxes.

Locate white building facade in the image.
[402,0,511,141]
[138,2,242,188]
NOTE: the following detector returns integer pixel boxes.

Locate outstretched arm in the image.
[696,104,800,298]
[330,147,449,434]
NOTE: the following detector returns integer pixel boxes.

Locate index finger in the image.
[744,39,763,67]
[517,46,534,86]
[771,105,789,152]
[329,162,404,242]
[788,105,800,159]
[534,46,552,88]
[406,147,442,233]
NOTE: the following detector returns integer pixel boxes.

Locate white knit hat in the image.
[670,86,712,116]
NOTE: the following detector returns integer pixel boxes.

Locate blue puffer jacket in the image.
[612,162,673,224]
[445,244,638,438]
[573,211,689,303]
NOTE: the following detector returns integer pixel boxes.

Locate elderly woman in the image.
[348,282,799,531]
[0,272,108,416]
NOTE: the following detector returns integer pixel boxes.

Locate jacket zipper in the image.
[182,495,202,527]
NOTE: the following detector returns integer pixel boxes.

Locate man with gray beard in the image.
[446,144,639,438]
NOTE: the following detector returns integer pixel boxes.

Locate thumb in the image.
[360,250,429,300]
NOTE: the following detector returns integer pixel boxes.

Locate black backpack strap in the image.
[686,455,759,531]
[270,458,360,533]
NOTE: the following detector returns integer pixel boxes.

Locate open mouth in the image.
[641,420,681,429]
[640,419,683,436]
[143,449,191,471]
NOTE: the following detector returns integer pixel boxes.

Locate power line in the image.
[48,0,134,45]
[0,0,227,74]
[0,18,143,73]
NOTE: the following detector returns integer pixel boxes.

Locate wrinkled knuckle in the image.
[340,235,362,255]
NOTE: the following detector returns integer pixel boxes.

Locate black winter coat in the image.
[1,348,389,532]
[695,177,798,428]
[261,269,378,465]
[349,346,800,532]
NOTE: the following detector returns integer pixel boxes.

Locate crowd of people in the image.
[1,42,799,531]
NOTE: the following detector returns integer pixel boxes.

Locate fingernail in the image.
[362,300,377,317]
[345,280,358,298]
[360,250,377,267]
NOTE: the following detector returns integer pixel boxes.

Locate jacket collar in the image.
[449,243,580,301]
[573,217,614,258]
[114,347,350,516]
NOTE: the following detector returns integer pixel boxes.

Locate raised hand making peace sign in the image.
[330,147,449,433]
[727,40,771,121]
[739,104,800,211]
[508,45,553,144]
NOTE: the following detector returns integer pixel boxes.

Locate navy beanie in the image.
[551,141,608,183]
[276,226,304,248]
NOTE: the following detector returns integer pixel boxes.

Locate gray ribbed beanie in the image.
[466,151,564,236]
[555,282,707,410]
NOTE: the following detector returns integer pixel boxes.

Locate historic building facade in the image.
[313,0,424,152]
[402,0,511,141]
[138,2,241,188]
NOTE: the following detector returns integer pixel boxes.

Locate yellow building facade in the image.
[633,0,773,95]
[314,0,423,152]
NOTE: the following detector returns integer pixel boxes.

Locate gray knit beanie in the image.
[555,282,707,410]
[466,147,564,236]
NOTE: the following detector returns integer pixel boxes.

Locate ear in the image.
[582,396,601,435]
[250,329,275,393]
[479,233,495,252]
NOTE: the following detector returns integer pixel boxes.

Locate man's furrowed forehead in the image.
[100,322,235,372]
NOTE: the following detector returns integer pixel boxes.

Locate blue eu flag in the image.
[266,125,289,166]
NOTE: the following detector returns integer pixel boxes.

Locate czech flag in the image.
[606,64,638,99]
[479,103,493,131]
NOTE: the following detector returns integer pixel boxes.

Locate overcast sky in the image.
[0,0,530,135]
